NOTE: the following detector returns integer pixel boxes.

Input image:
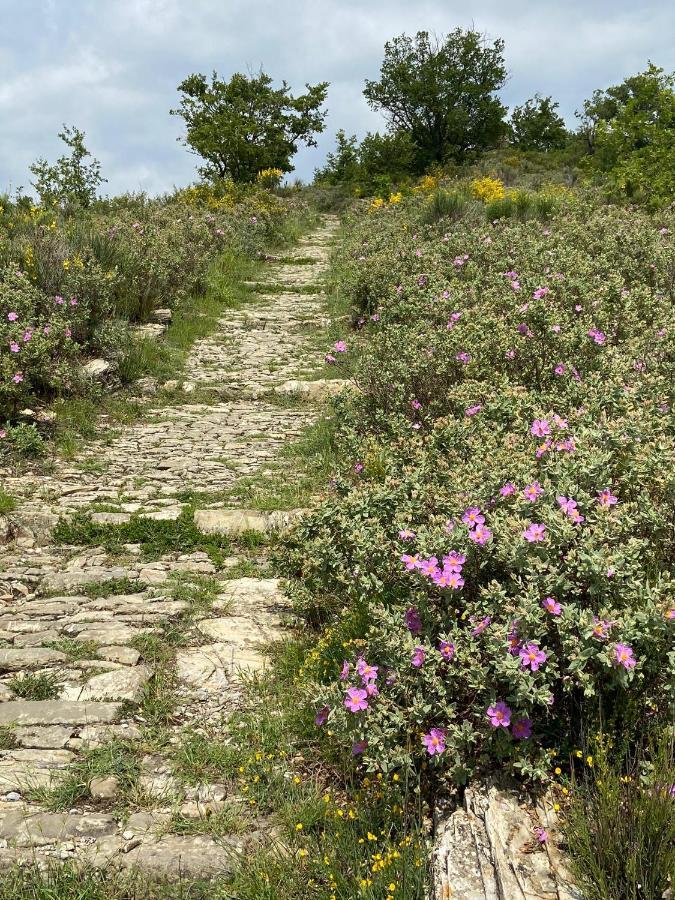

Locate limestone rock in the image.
[0,648,66,671]
[175,644,232,692]
[0,749,74,790]
[151,309,172,325]
[0,701,121,727]
[0,809,116,847]
[193,508,269,535]
[274,378,352,400]
[90,512,131,526]
[89,775,120,800]
[98,646,141,666]
[83,359,112,379]
[75,665,151,703]
[13,726,74,749]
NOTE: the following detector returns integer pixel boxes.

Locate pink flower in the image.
[542,597,562,616]
[523,523,547,543]
[535,828,549,844]
[70,297,78,306]
[471,615,491,636]
[554,364,566,375]
[411,646,426,668]
[523,482,543,503]
[324,354,336,364]
[443,551,465,571]
[7,311,18,321]
[505,349,516,359]
[398,529,416,540]
[519,642,547,671]
[557,496,577,515]
[588,328,606,345]
[456,351,471,364]
[465,404,482,416]
[315,705,330,726]
[462,507,484,528]
[533,286,550,300]
[438,640,455,661]
[469,524,492,545]
[339,661,350,681]
[352,739,368,755]
[615,643,636,670]
[592,617,611,640]
[530,419,551,437]
[334,340,347,353]
[411,399,422,410]
[22,331,32,342]
[512,718,532,740]
[666,609,675,622]
[12,373,23,384]
[487,701,511,728]
[551,324,561,333]
[353,462,364,474]
[500,482,516,497]
[422,728,447,755]
[357,660,378,683]
[344,687,368,712]
[405,607,422,634]
[55,295,64,305]
[401,554,419,571]
[9,342,19,353]
[597,488,618,507]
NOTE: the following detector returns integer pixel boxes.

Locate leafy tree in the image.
[579,64,675,206]
[315,129,416,190]
[30,125,106,208]
[172,70,329,182]
[509,94,568,151]
[315,130,361,185]
[363,29,508,170]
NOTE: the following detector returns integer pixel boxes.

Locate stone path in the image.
[0,216,340,878]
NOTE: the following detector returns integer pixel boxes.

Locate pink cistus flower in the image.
[530,419,551,437]
[597,488,618,507]
[456,351,471,364]
[324,354,336,364]
[471,615,491,636]
[401,554,419,571]
[9,342,19,353]
[12,373,24,384]
[422,728,447,756]
[411,399,422,410]
[512,718,532,740]
[520,642,547,671]
[443,551,465,571]
[666,608,675,621]
[411,646,426,668]
[356,660,378,683]
[554,364,566,376]
[334,340,347,353]
[615,643,636,670]
[344,687,368,712]
[438,640,455,661]
[487,701,511,728]
[557,496,577,516]
[405,607,422,634]
[532,286,550,300]
[315,705,330,726]
[468,524,492,545]
[500,482,516,497]
[433,569,464,590]
[592,617,611,640]
[398,529,416,540]
[523,522,546,543]
[339,660,350,681]
[542,596,562,616]
[523,482,543,503]
[352,739,368,755]
[588,327,606,345]
[535,827,549,844]
[54,295,65,305]
[353,462,364,474]
[465,404,482,417]
[462,507,484,528]
[446,312,462,330]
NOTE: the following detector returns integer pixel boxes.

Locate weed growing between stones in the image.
[7,672,62,701]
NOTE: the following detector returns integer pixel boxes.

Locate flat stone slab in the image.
[193,508,269,535]
[0,701,121,727]
[0,648,67,671]
[115,833,241,878]
[274,378,352,400]
[0,749,74,790]
[175,644,232,693]
[69,665,151,703]
[13,725,75,749]
[0,809,116,847]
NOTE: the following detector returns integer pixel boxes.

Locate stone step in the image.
[0,700,122,727]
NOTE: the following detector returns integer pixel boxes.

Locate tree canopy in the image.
[29,125,106,208]
[363,29,507,170]
[509,94,568,151]
[171,70,329,182]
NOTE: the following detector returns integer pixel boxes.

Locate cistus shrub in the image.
[279,184,675,784]
[0,185,309,420]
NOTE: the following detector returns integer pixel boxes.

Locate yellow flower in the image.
[471,176,506,203]
[295,823,303,831]
[388,192,403,205]
[554,767,562,775]
[586,755,594,767]
[575,750,583,758]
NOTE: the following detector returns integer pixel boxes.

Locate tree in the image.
[315,130,361,185]
[579,64,675,206]
[315,129,416,189]
[509,94,568,151]
[172,70,329,182]
[363,29,507,170]
[30,125,106,207]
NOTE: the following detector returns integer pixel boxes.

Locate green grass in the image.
[565,730,675,900]
[0,726,16,750]
[52,508,231,564]
[29,741,140,811]
[7,671,61,700]
[0,488,16,515]
[44,638,100,661]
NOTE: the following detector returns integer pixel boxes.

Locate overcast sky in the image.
[1,0,673,196]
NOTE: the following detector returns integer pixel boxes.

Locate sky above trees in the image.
[1,0,673,195]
